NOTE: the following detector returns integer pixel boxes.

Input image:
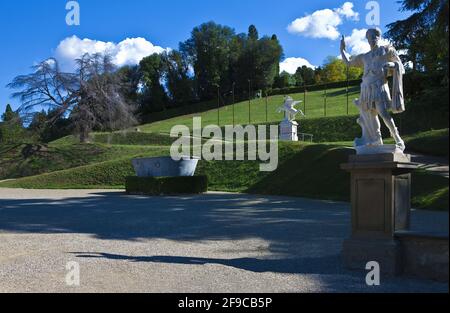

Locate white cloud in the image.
[287,2,359,40]
[336,2,359,20]
[280,57,316,74]
[344,28,391,55]
[55,35,170,71]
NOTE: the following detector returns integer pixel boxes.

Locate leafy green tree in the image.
[229,33,247,94]
[180,22,282,101]
[28,109,72,143]
[271,35,281,76]
[163,50,195,107]
[28,110,47,134]
[233,27,282,95]
[314,66,324,84]
[386,0,449,77]
[348,66,364,80]
[2,104,16,122]
[0,104,26,143]
[300,66,316,85]
[139,53,169,113]
[320,57,363,83]
[322,57,347,82]
[256,35,283,92]
[116,65,141,106]
[273,71,295,89]
[294,67,304,86]
[248,25,259,41]
[180,21,235,100]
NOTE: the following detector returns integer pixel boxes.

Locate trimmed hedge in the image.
[269,79,362,97]
[405,129,449,157]
[52,132,176,146]
[126,176,208,196]
[92,132,175,146]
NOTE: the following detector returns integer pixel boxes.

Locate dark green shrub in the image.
[126,176,208,195]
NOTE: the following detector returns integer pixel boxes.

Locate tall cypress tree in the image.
[2,104,15,122]
[248,25,259,41]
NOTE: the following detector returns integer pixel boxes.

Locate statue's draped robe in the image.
[350,45,405,115]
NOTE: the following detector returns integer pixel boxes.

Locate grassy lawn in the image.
[0,142,170,180]
[405,129,449,157]
[139,86,361,134]
[411,170,449,211]
[1,87,447,214]
[1,140,447,211]
[51,132,179,146]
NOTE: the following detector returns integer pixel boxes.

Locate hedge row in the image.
[268,79,362,97]
[92,132,175,146]
[125,176,208,195]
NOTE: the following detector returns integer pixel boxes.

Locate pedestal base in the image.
[341,153,418,276]
[343,238,402,275]
[279,120,298,141]
[355,144,404,155]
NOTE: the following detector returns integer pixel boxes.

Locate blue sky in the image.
[0,0,411,114]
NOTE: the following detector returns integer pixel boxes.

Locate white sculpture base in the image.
[280,120,298,141]
[355,144,404,155]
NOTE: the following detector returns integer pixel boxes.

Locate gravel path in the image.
[0,189,447,293]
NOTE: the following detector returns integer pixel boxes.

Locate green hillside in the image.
[0,134,448,211]
[139,86,361,133]
[0,83,447,213]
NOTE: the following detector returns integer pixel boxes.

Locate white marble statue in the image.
[278,96,304,142]
[277,96,304,122]
[341,28,406,154]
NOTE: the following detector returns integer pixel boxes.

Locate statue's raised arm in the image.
[340,35,364,68]
[340,35,351,65]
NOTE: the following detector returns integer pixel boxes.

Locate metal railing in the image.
[298,132,314,143]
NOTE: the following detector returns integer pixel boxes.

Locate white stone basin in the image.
[131,157,199,177]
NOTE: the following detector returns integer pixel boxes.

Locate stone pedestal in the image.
[341,153,418,275]
[279,120,298,141]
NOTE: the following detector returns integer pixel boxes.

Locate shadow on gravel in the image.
[0,192,350,269]
[2,192,449,291]
[71,252,344,275]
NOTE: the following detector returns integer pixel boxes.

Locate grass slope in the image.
[405,129,449,157]
[2,142,447,211]
[0,158,135,189]
[0,142,170,180]
[139,87,361,133]
[51,132,178,146]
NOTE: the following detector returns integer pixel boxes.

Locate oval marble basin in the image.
[131,156,199,177]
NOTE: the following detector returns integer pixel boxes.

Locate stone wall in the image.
[396,232,449,282]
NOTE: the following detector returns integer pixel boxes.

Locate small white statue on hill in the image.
[277,96,304,122]
[278,96,304,142]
